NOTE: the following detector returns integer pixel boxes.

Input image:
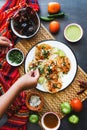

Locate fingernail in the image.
[9,43,13,46]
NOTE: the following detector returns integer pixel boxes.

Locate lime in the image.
[29,114,39,123]
[68,114,79,124]
[61,102,72,114]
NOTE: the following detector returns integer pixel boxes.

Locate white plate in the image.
[25,40,77,92]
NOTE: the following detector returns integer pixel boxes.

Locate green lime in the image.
[68,115,79,124]
[29,114,39,123]
[61,102,72,114]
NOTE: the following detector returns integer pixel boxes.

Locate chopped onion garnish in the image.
[29,95,41,107]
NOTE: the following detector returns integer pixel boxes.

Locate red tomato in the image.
[70,98,83,112]
[48,2,61,14]
[49,21,60,33]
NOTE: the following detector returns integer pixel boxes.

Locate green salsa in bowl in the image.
[6,48,24,66]
[64,23,83,42]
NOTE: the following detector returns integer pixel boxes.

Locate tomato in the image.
[48,2,61,14]
[70,98,83,112]
[49,21,60,33]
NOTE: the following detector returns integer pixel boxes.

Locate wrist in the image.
[14,78,26,92]
[11,79,23,93]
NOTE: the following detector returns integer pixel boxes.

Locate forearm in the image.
[0,81,21,118]
[0,69,39,118]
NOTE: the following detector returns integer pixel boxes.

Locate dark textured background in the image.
[0,0,87,129]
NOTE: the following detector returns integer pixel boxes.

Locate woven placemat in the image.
[15,24,87,119]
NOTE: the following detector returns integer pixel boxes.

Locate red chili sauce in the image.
[44,113,58,128]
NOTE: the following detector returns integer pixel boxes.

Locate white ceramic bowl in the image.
[6,48,24,66]
[11,7,40,38]
[64,23,83,42]
[41,112,61,130]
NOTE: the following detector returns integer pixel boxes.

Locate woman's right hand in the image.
[17,69,40,91]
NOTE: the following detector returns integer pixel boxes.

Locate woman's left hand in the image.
[0,36,13,55]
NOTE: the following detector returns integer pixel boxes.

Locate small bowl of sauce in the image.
[64,23,83,42]
[41,112,61,130]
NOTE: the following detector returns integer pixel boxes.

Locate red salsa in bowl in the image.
[41,112,61,130]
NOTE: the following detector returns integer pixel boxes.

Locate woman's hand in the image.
[0,36,12,46]
[0,69,39,118]
[17,69,40,91]
[0,36,12,55]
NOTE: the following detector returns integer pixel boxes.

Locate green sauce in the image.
[65,25,81,41]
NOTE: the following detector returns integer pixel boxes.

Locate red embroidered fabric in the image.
[0,0,39,129]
